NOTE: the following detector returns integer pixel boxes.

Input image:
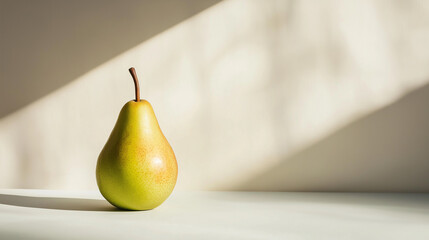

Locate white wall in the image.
[1,0,429,191]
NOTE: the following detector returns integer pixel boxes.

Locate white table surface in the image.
[0,189,428,240]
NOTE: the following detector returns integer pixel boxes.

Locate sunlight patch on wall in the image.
[1,0,429,190]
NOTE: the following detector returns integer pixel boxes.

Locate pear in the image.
[96,67,178,210]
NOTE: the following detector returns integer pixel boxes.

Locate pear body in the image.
[96,100,177,210]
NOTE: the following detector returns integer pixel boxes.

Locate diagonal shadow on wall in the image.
[0,0,221,118]
[235,82,429,192]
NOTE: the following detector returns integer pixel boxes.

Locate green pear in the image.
[96,67,178,210]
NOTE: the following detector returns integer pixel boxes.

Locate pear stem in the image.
[129,67,140,102]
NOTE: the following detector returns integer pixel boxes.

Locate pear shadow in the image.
[0,193,125,211]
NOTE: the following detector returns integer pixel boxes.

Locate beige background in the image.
[1,0,429,191]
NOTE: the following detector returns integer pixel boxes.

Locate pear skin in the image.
[96,68,177,210]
